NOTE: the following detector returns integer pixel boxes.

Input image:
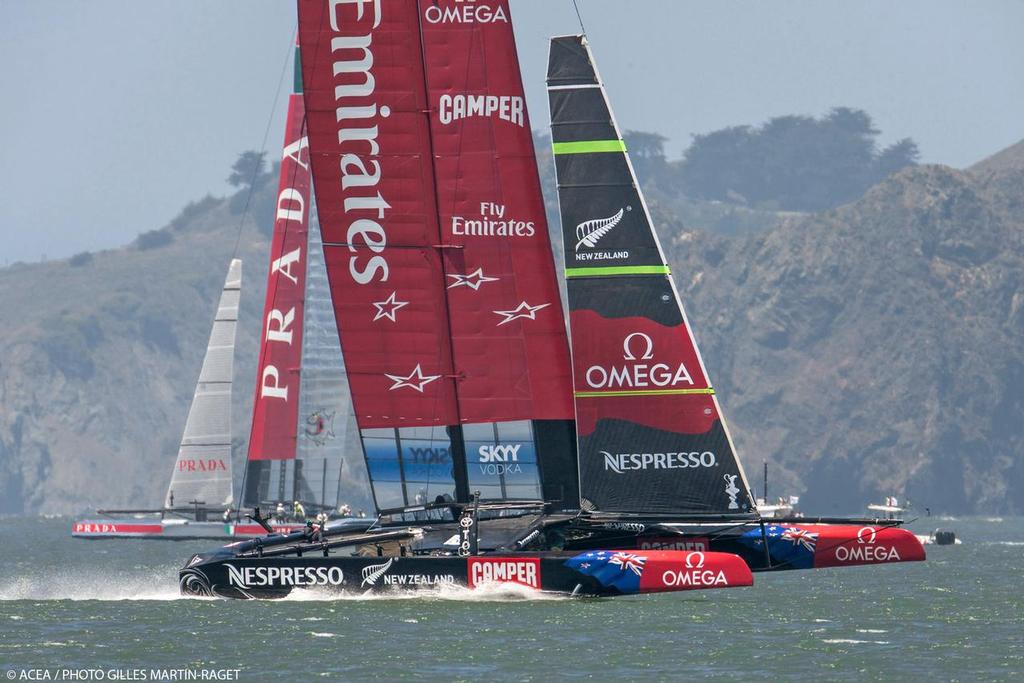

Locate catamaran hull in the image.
[570,521,926,572]
[72,519,307,540]
[179,550,753,599]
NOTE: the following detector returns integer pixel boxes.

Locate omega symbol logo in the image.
[622,332,654,360]
[857,527,877,544]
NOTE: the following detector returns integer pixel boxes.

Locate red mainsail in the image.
[247,79,312,461]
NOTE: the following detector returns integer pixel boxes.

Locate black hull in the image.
[182,554,603,599]
[180,550,754,599]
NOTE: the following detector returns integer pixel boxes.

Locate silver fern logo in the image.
[574,206,630,252]
[361,558,394,587]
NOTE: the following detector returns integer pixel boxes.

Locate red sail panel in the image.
[247,92,311,461]
[569,310,718,438]
[419,0,574,423]
[298,0,458,428]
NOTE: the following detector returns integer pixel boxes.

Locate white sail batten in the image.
[164,259,241,508]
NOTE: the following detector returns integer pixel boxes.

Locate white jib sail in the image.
[164,258,241,508]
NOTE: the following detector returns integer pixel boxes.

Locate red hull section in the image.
[808,524,926,568]
[72,520,307,540]
[635,550,753,593]
[469,550,751,594]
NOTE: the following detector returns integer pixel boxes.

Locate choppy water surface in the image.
[1,517,1021,681]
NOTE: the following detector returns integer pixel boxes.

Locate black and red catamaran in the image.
[180,1,922,599]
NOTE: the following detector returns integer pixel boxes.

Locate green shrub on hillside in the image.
[69,252,93,267]
[170,195,220,232]
[136,228,174,250]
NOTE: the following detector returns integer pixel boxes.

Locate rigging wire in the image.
[571,0,588,36]
[228,25,297,261]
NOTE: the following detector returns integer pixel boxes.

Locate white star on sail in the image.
[493,301,551,326]
[385,364,441,392]
[447,267,500,291]
[372,291,408,322]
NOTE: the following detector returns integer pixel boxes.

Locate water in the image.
[1,517,1021,681]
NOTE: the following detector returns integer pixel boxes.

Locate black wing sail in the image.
[546,35,756,516]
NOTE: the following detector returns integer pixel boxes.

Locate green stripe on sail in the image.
[574,388,716,398]
[552,139,626,155]
[565,265,670,278]
[294,46,303,94]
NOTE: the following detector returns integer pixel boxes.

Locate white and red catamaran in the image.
[74,41,344,540]
[71,258,309,540]
[174,0,922,597]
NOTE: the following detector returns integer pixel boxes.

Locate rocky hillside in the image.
[668,164,1024,514]
[970,137,1024,175]
[2,149,1023,516]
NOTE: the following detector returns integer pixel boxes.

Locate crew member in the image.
[293,500,305,520]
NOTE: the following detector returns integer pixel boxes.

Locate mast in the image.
[546,35,756,516]
[763,461,768,503]
[165,259,240,509]
[414,6,471,505]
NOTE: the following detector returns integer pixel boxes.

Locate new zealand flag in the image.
[737,525,818,570]
[564,551,647,593]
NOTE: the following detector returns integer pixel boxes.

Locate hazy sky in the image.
[2,1,1021,264]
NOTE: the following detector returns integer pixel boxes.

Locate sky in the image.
[1,0,1022,265]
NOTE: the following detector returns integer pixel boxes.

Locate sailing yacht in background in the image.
[71,260,303,538]
[868,496,906,520]
[73,39,360,538]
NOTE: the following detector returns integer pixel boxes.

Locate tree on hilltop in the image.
[228,151,267,188]
[678,108,919,211]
